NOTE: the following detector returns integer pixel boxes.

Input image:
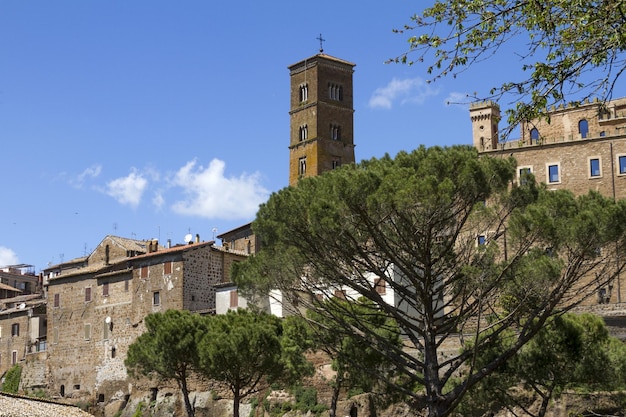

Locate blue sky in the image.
[0,1,583,271]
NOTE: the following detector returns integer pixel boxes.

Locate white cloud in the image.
[69,164,102,188]
[152,191,165,210]
[0,246,19,267]
[368,77,438,109]
[444,92,472,109]
[105,169,148,208]
[170,159,269,220]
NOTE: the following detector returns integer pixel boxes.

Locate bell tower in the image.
[288,53,356,186]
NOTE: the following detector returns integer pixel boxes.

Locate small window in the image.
[141,266,148,278]
[85,287,92,302]
[600,131,606,137]
[230,290,238,308]
[330,124,341,140]
[299,84,308,102]
[298,157,306,176]
[11,323,19,337]
[54,293,60,308]
[374,278,386,295]
[103,282,109,297]
[579,119,589,138]
[619,155,626,174]
[332,159,341,169]
[153,291,161,306]
[589,158,601,177]
[547,164,560,183]
[164,261,172,275]
[299,125,308,141]
[530,128,539,143]
[518,166,532,185]
[124,279,129,292]
[11,351,17,365]
[477,235,486,246]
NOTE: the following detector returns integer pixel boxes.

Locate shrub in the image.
[2,364,22,393]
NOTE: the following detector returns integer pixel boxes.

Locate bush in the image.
[2,364,22,393]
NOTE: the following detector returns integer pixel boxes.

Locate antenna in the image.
[212,228,218,240]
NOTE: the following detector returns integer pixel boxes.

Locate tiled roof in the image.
[0,393,94,417]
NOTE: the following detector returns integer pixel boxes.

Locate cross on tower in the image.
[316,33,325,53]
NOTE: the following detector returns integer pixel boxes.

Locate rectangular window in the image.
[141,266,148,278]
[374,278,386,295]
[164,261,172,275]
[84,324,91,340]
[589,158,601,177]
[54,293,60,308]
[153,291,161,306]
[477,235,486,246]
[85,287,91,302]
[547,164,560,183]
[11,323,19,337]
[230,290,238,308]
[124,279,130,292]
[11,351,17,365]
[619,155,626,174]
[103,282,109,297]
[518,166,532,185]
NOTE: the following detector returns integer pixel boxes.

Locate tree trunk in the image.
[423,327,446,417]
[329,372,344,417]
[178,373,195,417]
[233,386,241,417]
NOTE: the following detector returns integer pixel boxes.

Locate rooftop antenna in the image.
[212,227,218,240]
[317,33,325,53]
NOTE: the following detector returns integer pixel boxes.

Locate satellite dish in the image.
[184,234,193,243]
[105,316,111,324]
[18,303,26,309]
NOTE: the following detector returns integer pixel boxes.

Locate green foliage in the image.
[132,401,146,417]
[2,364,21,394]
[391,0,626,134]
[233,145,626,417]
[459,313,626,417]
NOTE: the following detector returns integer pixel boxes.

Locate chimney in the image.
[167,239,172,249]
[195,234,200,243]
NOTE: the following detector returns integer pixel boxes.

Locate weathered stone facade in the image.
[288,53,356,186]
[41,235,247,404]
[471,97,626,305]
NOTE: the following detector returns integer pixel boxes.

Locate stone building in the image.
[470,97,626,304]
[41,234,246,402]
[288,53,356,186]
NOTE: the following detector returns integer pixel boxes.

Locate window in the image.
[328,83,343,101]
[332,159,341,169]
[600,131,606,137]
[547,164,560,183]
[54,293,60,308]
[230,290,238,308]
[141,266,148,278]
[530,128,539,143]
[579,119,589,138]
[299,125,308,141]
[164,261,172,275]
[619,155,626,174]
[298,157,306,176]
[103,282,109,297]
[85,287,92,302]
[124,279,129,292]
[518,166,532,185]
[299,84,308,102]
[84,324,91,340]
[11,351,17,365]
[374,278,386,295]
[11,323,19,337]
[477,235,486,246]
[330,124,341,140]
[589,158,601,177]
[153,291,161,306]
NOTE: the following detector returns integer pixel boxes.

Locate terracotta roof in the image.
[0,282,21,293]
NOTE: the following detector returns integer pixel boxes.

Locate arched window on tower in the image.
[299,84,308,102]
[299,125,308,141]
[579,119,589,138]
[530,128,539,144]
[298,157,306,177]
[330,124,341,140]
